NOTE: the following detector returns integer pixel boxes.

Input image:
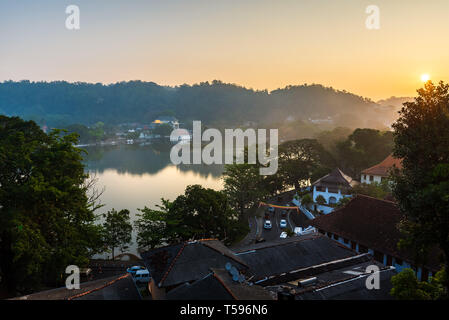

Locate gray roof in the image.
[294,265,396,300]
[235,234,358,283]
[141,239,248,288]
[13,274,141,300]
[312,168,358,189]
[166,269,274,300]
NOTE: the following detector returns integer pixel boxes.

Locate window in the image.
[334,235,339,240]
[343,238,349,244]
[351,242,357,250]
[369,175,374,182]
[386,255,393,266]
[363,175,366,180]
[395,258,403,265]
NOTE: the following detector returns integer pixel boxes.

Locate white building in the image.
[361,154,402,184]
[312,168,358,205]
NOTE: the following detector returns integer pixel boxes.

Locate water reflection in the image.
[82,143,224,258]
[83,143,223,179]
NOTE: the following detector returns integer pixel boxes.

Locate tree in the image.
[152,124,173,137]
[102,209,133,260]
[336,128,394,178]
[135,185,247,248]
[390,268,446,300]
[351,181,391,200]
[315,195,326,205]
[278,139,334,191]
[135,203,170,251]
[223,163,268,216]
[0,116,103,296]
[336,197,351,208]
[392,81,449,294]
[301,194,313,207]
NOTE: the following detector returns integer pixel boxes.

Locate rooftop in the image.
[362,154,403,177]
[312,168,358,189]
[141,239,248,288]
[310,195,441,271]
[13,274,141,300]
[166,268,274,300]
[293,263,396,300]
[235,233,359,283]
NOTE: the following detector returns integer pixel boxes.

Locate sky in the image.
[1,0,448,100]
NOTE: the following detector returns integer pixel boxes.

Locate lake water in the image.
[83,143,224,258]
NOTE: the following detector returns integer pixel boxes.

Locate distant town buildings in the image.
[152,116,179,129]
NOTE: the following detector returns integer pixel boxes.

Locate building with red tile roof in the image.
[361,154,403,184]
[310,195,441,281]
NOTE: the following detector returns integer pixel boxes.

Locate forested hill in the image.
[0,80,396,128]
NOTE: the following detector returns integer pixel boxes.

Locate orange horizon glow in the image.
[1,0,449,100]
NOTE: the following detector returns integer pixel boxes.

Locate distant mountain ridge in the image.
[0,80,402,129]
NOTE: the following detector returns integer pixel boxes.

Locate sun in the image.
[421,74,430,82]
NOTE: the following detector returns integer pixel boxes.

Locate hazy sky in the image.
[1,0,448,100]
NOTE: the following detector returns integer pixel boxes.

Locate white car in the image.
[280,232,288,239]
[280,219,287,228]
[264,220,272,230]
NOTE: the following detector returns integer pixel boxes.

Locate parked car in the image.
[127,265,146,276]
[281,210,287,217]
[280,232,288,239]
[134,269,151,283]
[268,206,275,213]
[264,220,272,230]
[264,211,270,219]
[280,219,287,228]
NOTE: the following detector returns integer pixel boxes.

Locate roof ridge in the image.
[355,194,397,204]
[213,273,239,300]
[201,240,249,267]
[158,242,187,287]
[67,273,130,300]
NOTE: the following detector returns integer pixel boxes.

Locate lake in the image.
[82,143,224,258]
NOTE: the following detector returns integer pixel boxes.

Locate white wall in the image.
[361,174,382,184]
[312,186,351,204]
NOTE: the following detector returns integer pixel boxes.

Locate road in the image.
[260,201,302,242]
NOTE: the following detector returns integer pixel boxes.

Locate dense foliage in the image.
[392,81,449,294]
[101,209,133,260]
[0,80,393,129]
[135,185,248,249]
[0,116,103,296]
[390,268,446,300]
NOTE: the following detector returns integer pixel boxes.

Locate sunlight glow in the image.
[421,74,430,82]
